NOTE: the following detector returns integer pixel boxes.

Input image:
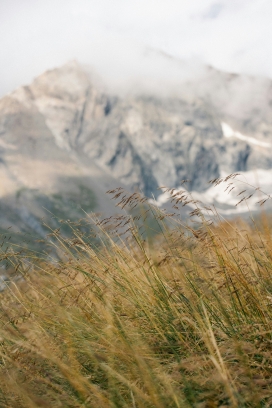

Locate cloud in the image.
[202,3,224,19]
[0,0,271,97]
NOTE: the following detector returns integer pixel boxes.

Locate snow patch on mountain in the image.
[151,169,272,215]
[221,122,271,148]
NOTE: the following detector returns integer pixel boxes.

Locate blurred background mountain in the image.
[0,53,272,241]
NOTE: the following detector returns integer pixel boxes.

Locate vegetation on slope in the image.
[0,177,271,407]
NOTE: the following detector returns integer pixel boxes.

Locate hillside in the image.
[0,56,272,237]
[0,194,271,407]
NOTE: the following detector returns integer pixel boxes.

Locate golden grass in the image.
[0,182,271,407]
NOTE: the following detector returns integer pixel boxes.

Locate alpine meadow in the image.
[0,176,271,407]
[1,3,272,405]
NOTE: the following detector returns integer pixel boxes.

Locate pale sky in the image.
[0,0,271,97]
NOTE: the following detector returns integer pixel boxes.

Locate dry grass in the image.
[0,178,271,407]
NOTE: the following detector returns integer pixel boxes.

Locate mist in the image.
[1,0,272,98]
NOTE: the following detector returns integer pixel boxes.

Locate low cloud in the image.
[0,0,271,97]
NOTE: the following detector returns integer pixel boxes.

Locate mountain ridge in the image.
[0,56,272,237]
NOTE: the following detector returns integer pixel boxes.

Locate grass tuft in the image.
[0,183,271,407]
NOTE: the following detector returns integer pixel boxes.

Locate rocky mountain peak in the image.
[0,58,272,237]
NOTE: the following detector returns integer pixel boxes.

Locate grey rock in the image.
[0,58,272,235]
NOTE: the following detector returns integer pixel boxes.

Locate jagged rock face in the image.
[0,59,272,235]
[77,94,223,194]
[11,63,220,195]
[23,61,271,197]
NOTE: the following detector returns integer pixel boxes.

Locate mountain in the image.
[0,57,272,239]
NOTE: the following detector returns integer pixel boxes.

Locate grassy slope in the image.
[0,187,271,407]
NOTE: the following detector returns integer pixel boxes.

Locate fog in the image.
[1,0,272,97]
[82,44,210,98]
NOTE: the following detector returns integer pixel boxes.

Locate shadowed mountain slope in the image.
[0,57,272,236]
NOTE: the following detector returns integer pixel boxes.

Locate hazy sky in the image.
[0,0,271,97]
